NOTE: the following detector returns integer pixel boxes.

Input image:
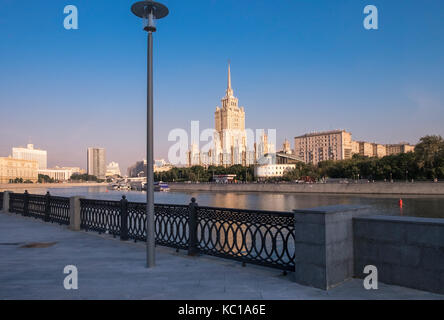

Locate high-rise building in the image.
[87,147,106,179]
[12,144,47,169]
[187,63,273,167]
[294,130,353,165]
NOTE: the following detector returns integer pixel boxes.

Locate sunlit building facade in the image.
[0,157,38,183]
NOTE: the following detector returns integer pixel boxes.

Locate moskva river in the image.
[9,186,444,219]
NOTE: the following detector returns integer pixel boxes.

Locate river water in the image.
[7,186,444,219]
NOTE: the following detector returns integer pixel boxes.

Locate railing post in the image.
[120,195,129,241]
[2,191,11,213]
[188,197,199,256]
[23,190,29,216]
[69,196,81,231]
[44,191,51,222]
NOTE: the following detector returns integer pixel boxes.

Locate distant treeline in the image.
[155,135,444,182]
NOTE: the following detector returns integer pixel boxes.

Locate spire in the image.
[226,60,233,97]
[228,61,231,91]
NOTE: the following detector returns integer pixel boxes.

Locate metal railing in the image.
[195,205,295,271]
[8,191,70,225]
[79,196,294,271]
[6,191,296,272]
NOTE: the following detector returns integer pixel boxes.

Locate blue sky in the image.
[0,0,443,172]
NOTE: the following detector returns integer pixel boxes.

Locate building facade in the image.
[386,143,415,155]
[87,147,106,180]
[254,164,296,179]
[0,157,38,183]
[127,160,146,178]
[106,161,121,177]
[294,130,353,165]
[187,64,273,167]
[12,144,47,169]
[38,168,75,181]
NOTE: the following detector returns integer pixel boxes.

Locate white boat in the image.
[142,181,170,192]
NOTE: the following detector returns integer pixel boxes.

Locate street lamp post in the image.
[131,1,169,268]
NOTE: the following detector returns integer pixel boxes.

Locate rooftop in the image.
[294,129,350,139]
[0,212,442,300]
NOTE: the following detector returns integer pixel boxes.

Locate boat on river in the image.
[142,181,170,192]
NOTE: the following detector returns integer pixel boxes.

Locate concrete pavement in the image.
[0,211,443,300]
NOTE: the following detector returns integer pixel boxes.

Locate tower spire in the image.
[226,60,233,97]
[228,61,231,90]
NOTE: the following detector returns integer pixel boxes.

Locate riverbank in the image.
[0,182,107,192]
[169,182,444,195]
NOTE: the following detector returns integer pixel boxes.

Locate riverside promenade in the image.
[169,182,444,195]
[1,211,443,300]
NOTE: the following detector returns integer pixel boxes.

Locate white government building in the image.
[12,144,47,169]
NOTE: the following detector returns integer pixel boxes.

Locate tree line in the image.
[155,135,444,182]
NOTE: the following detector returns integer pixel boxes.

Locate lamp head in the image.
[131,1,169,32]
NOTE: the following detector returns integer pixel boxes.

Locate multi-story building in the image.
[352,141,410,158]
[106,161,121,177]
[60,167,85,175]
[127,160,147,177]
[187,64,273,167]
[294,130,353,165]
[38,167,76,181]
[357,141,374,157]
[12,144,47,169]
[281,139,292,155]
[254,152,303,179]
[373,144,387,158]
[386,143,415,155]
[154,159,172,173]
[87,147,106,180]
[254,164,296,179]
[0,157,38,183]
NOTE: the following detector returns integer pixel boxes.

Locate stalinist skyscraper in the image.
[187,63,273,167]
[214,63,248,166]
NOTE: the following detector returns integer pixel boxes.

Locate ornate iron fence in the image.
[49,196,70,225]
[7,191,296,272]
[8,191,70,225]
[78,197,294,271]
[81,199,190,250]
[80,198,121,236]
[28,193,46,220]
[195,206,295,271]
[9,192,25,214]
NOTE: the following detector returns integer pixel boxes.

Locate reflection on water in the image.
[5,186,444,218]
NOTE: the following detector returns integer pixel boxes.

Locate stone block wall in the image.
[354,215,444,294]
